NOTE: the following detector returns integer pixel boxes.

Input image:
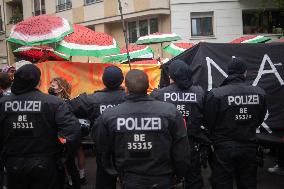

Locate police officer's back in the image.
[68,66,126,189]
[94,69,191,189]
[0,65,81,189]
[151,60,205,189]
[204,58,266,189]
[68,66,126,123]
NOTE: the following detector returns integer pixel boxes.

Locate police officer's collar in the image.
[170,83,191,90]
[221,74,246,86]
[125,93,153,102]
[94,86,124,93]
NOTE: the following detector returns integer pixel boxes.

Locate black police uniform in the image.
[0,90,11,189]
[69,88,126,124]
[0,92,3,189]
[94,94,191,189]
[151,83,205,189]
[204,75,266,189]
[69,88,126,189]
[0,90,81,189]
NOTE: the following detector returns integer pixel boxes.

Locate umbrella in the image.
[135,32,182,45]
[163,42,194,56]
[230,35,271,43]
[8,15,73,46]
[277,38,284,42]
[56,24,120,57]
[13,46,69,63]
[103,45,153,63]
[128,59,159,64]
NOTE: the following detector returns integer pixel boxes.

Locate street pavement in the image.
[82,150,284,189]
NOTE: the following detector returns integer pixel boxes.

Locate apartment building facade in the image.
[0,0,171,65]
[171,0,283,43]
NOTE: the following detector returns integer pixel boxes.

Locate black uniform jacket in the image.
[204,75,267,144]
[151,83,204,140]
[68,88,126,123]
[0,89,81,158]
[94,94,191,177]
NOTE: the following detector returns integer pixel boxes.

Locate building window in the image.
[191,12,214,37]
[33,0,45,16]
[56,0,72,12]
[84,0,103,6]
[127,18,159,43]
[243,9,284,34]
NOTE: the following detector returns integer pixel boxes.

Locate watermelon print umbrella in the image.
[230,35,271,43]
[128,59,159,64]
[163,42,194,56]
[13,46,69,62]
[277,38,284,42]
[135,33,182,45]
[56,24,120,57]
[103,45,153,63]
[8,15,73,46]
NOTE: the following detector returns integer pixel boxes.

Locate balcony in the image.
[56,2,72,13]
[84,0,103,6]
[32,9,46,16]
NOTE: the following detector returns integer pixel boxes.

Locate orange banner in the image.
[37,61,161,98]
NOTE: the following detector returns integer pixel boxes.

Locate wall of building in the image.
[84,1,104,22]
[170,0,279,43]
[0,39,8,66]
[46,0,56,14]
[2,0,171,64]
[0,0,21,65]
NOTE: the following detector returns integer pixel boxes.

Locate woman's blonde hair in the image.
[51,77,71,100]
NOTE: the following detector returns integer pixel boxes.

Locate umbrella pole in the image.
[118,0,131,70]
[160,42,163,60]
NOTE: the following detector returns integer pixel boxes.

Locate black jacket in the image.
[151,83,204,139]
[94,94,191,177]
[68,88,126,123]
[0,90,81,158]
[204,75,267,144]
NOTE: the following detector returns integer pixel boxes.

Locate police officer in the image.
[94,69,191,189]
[151,60,205,189]
[0,72,11,189]
[204,57,267,189]
[0,64,81,189]
[68,66,126,189]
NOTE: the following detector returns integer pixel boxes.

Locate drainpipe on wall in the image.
[2,0,9,65]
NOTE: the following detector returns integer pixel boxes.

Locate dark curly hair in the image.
[0,73,12,90]
[51,77,71,100]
